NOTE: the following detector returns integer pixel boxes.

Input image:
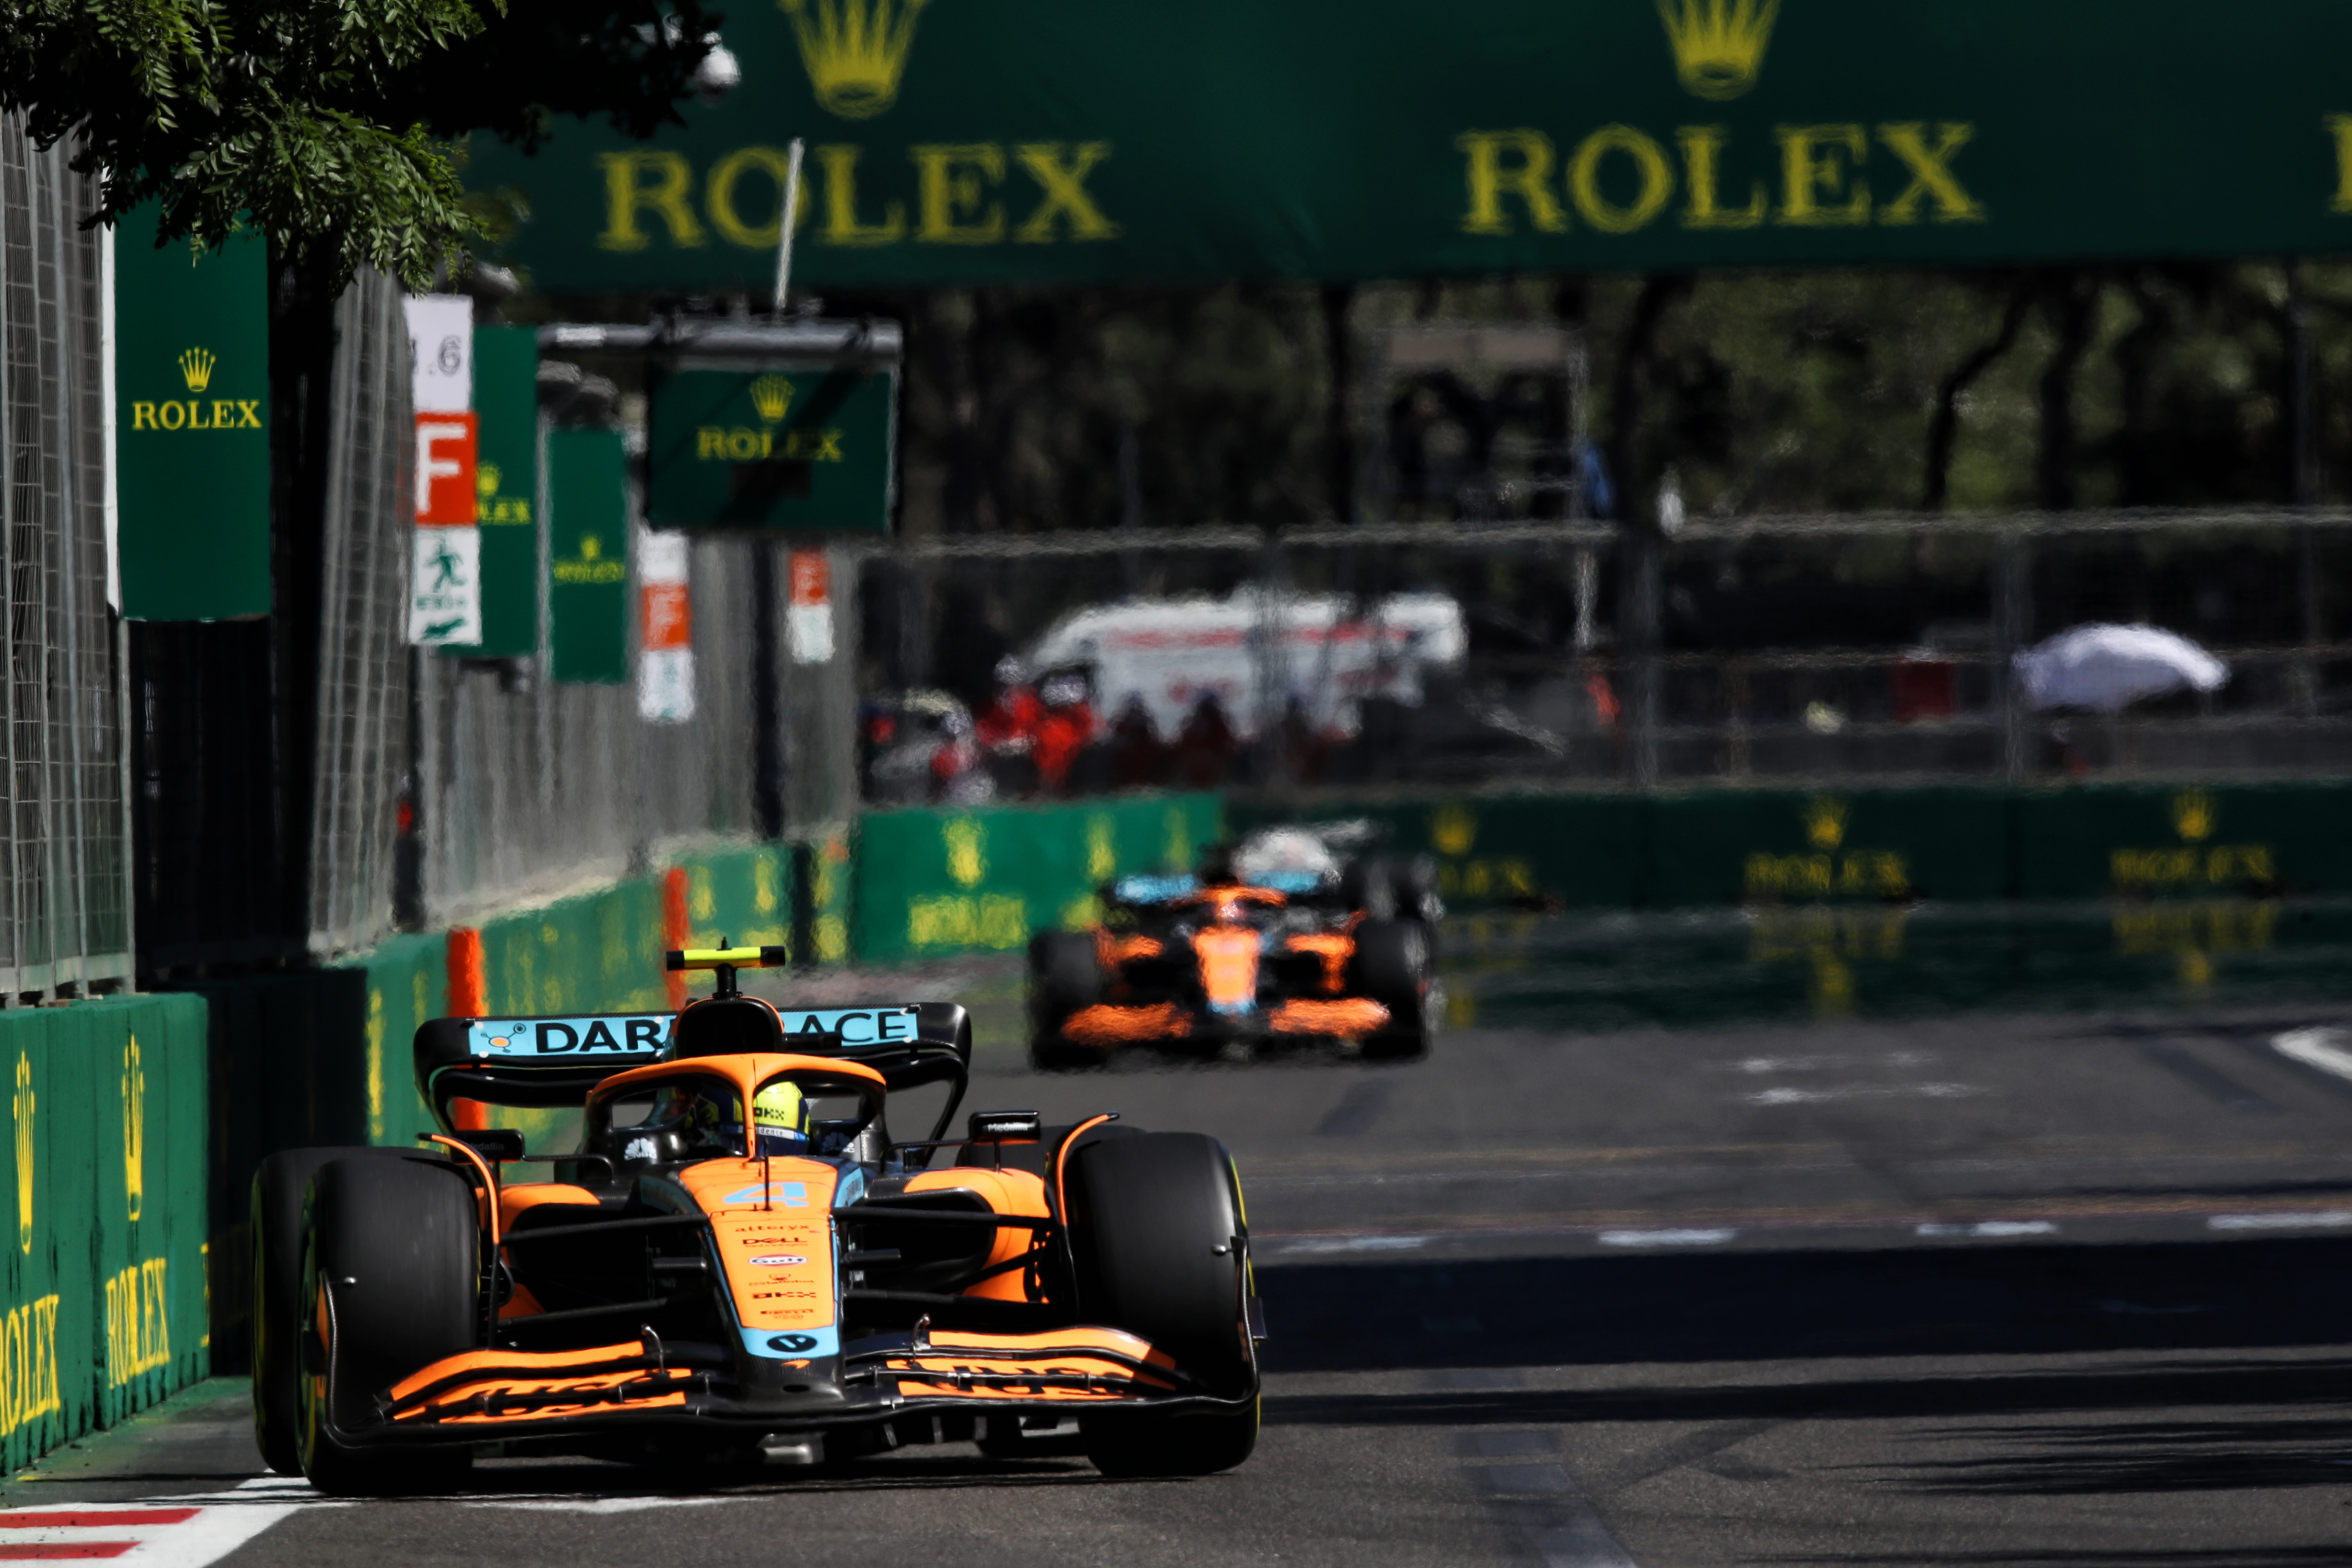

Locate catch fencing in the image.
[306,268,417,957]
[0,116,130,998]
[851,508,2352,800]
[413,535,859,931]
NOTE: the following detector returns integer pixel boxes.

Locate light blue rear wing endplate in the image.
[467,1016,672,1058]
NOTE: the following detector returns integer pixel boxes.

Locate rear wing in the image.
[412,1001,973,1137]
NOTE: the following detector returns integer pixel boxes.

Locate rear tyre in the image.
[1065,1131,1258,1476]
[251,1146,412,1475]
[1028,930,1105,1071]
[1349,919,1433,1061]
[297,1155,481,1495]
[1384,853,1443,932]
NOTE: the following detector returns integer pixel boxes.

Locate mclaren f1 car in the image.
[250,946,1264,1493]
[1029,826,1439,1069]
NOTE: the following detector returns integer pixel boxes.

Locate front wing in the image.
[338,1325,1244,1448]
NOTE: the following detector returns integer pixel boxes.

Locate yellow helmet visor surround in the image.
[750,1079,810,1149]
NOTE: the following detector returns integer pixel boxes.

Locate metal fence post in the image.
[1995,525,2031,781]
[1621,527,1663,787]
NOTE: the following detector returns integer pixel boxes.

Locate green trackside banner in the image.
[113,209,270,619]
[547,426,629,683]
[465,0,2352,293]
[647,367,896,531]
[445,325,540,659]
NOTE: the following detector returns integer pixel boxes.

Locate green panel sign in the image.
[114,208,270,619]
[546,426,628,684]
[648,368,895,532]
[444,325,540,659]
[852,794,1221,963]
[468,0,2352,293]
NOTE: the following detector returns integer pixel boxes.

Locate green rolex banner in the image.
[113,209,270,620]
[445,325,541,658]
[546,426,630,684]
[466,0,2352,293]
[648,367,895,532]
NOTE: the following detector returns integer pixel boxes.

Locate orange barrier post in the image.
[446,926,489,1131]
[662,867,691,1011]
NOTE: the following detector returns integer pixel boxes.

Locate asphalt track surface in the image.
[17,1001,2352,1566]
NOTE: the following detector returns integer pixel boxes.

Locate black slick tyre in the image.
[1349,918,1433,1060]
[251,1146,410,1475]
[297,1155,481,1495]
[1081,1399,1261,1479]
[1065,1131,1257,1476]
[1028,930,1104,1071]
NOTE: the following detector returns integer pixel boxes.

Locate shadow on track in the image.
[1257,1235,2352,1372]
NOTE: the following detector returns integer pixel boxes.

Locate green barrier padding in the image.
[852,795,1222,963]
[1238,778,2352,909]
[2013,781,2352,901]
[1645,787,2016,907]
[346,934,448,1153]
[677,844,792,952]
[0,996,208,1470]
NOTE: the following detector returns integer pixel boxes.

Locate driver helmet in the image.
[747,1078,811,1154]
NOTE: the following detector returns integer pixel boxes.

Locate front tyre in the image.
[297,1155,481,1495]
[1082,1397,1260,1479]
[1065,1131,1258,1476]
[251,1146,413,1475]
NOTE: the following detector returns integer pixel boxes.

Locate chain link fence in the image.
[0,117,129,997]
[414,532,858,931]
[306,268,416,956]
[851,509,2352,801]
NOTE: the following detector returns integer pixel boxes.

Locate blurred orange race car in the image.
[1029,826,1439,1069]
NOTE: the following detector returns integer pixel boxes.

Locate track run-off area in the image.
[17,922,2352,1567]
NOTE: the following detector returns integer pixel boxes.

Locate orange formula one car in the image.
[249,947,1264,1494]
[1029,827,1439,1069]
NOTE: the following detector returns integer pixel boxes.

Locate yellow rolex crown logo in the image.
[476,462,502,500]
[750,375,796,425]
[1655,0,1779,100]
[13,1053,32,1256]
[581,534,601,560]
[1804,795,1847,850]
[2171,789,2216,842]
[945,818,986,887]
[1430,802,1477,857]
[177,347,216,394]
[121,1036,144,1225]
[781,0,931,119]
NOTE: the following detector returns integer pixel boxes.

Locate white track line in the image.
[0,1478,325,1566]
[2208,1210,2352,1231]
[1596,1228,1735,1248]
[1744,1083,1982,1106]
[2272,1027,2352,1082]
[1917,1220,2058,1238]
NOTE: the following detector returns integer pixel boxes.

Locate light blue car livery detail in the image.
[741,1325,839,1359]
[468,1016,671,1057]
[774,1006,920,1044]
